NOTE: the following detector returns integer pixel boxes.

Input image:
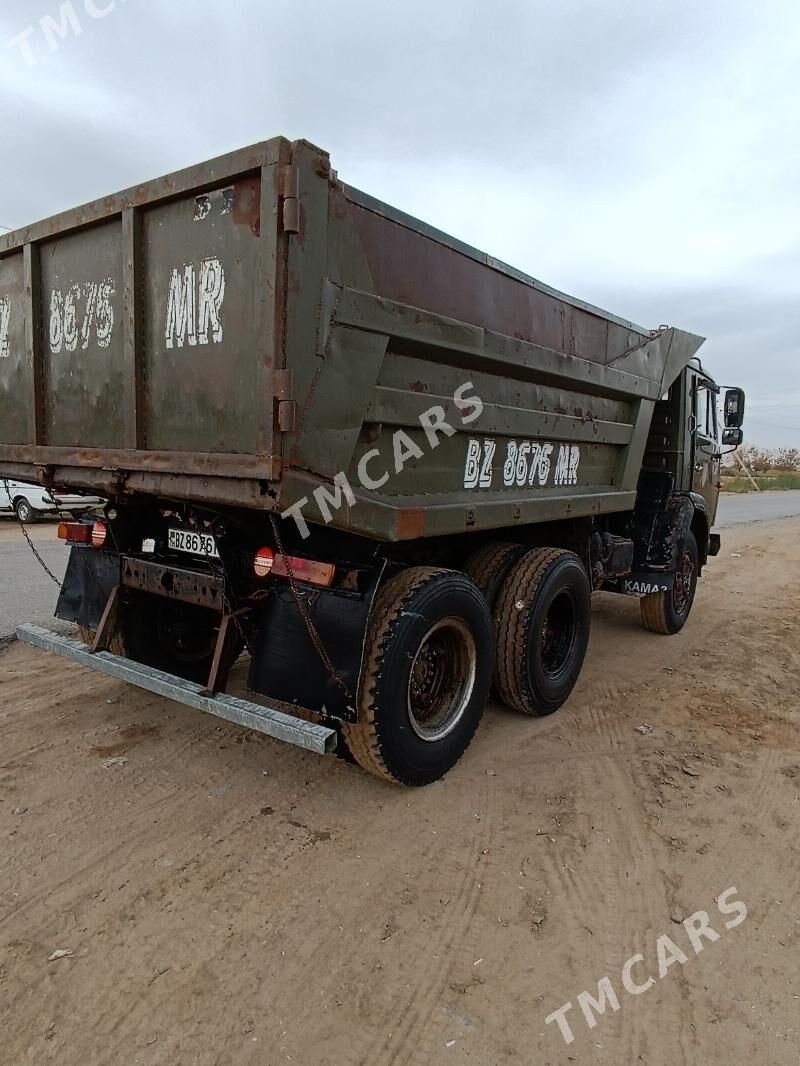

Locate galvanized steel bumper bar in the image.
[16,623,337,756]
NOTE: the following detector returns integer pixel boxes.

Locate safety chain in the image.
[2,474,341,697]
[268,510,352,699]
[3,476,117,616]
[2,478,63,587]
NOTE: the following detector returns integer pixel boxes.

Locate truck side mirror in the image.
[724,387,745,428]
[722,427,743,447]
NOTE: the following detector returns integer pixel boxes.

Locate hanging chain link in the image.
[3,478,63,587]
[3,477,116,616]
[3,473,346,701]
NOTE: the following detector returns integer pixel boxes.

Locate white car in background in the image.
[0,479,105,523]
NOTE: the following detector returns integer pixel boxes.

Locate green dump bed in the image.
[0,137,703,540]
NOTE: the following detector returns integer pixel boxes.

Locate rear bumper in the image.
[16,623,337,757]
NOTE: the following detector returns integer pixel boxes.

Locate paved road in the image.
[0,520,73,640]
[715,488,800,528]
[2,491,800,639]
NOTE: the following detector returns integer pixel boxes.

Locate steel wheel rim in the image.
[540,589,577,679]
[407,618,477,742]
[673,549,695,614]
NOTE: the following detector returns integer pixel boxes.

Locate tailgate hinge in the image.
[274,368,296,432]
[279,164,300,234]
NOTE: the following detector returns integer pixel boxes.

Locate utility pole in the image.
[735,451,762,491]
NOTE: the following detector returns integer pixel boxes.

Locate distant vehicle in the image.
[0,480,104,523]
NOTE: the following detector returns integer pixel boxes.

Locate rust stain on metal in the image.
[287,272,302,296]
[394,508,425,540]
[121,556,223,609]
[313,155,331,178]
[232,175,261,236]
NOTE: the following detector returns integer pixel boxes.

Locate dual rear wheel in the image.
[343,547,593,785]
[491,547,592,717]
[342,568,493,787]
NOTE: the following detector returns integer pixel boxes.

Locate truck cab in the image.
[619,365,745,632]
[643,361,745,534]
[687,365,745,526]
[691,369,722,524]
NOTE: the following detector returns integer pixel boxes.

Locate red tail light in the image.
[254,547,275,578]
[253,548,335,587]
[281,555,335,587]
[91,521,107,548]
[57,521,92,545]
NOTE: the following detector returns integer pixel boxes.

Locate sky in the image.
[1,0,799,447]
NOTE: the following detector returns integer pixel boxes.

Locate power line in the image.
[746,416,800,432]
[747,413,800,426]
[748,394,800,405]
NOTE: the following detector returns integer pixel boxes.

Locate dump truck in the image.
[0,137,746,785]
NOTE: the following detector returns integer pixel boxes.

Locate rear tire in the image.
[465,541,526,609]
[494,548,591,716]
[120,594,222,684]
[640,531,699,634]
[342,567,493,786]
[14,498,36,523]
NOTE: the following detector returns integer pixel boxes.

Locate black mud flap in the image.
[630,494,694,571]
[708,533,721,557]
[247,564,385,722]
[55,547,120,629]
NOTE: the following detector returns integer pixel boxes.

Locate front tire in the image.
[342,568,493,786]
[640,531,699,634]
[14,498,36,523]
[494,548,591,716]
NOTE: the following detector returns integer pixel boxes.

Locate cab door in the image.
[691,375,721,524]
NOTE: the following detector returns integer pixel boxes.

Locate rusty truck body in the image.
[0,137,745,784]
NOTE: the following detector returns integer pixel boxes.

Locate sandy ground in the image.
[1,519,799,1065]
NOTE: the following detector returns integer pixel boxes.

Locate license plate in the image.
[168,528,220,558]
